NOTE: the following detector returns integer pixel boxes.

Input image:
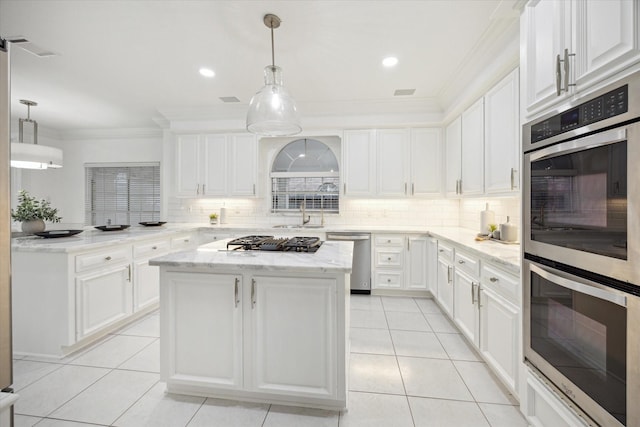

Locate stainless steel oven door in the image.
[523,259,640,427]
[524,122,640,284]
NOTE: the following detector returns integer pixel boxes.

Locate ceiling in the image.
[0,0,520,133]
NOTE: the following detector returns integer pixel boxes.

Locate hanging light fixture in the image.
[11,99,63,169]
[246,13,301,137]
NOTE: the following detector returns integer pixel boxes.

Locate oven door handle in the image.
[529,128,626,162]
[529,263,627,307]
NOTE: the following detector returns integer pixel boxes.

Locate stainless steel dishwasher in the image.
[326,232,371,294]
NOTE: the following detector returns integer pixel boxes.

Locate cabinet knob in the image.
[489,277,498,283]
[184,239,189,243]
[387,278,391,283]
[152,246,157,250]
[439,249,444,253]
[387,239,391,243]
[105,256,112,261]
[458,260,465,264]
[387,257,392,261]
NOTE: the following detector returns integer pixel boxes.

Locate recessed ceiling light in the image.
[199,68,215,78]
[382,56,398,67]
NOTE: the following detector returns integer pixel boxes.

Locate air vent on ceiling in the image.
[7,36,57,57]
[220,96,241,103]
[394,89,416,96]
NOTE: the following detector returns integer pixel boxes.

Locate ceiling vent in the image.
[394,89,416,96]
[7,36,57,57]
[220,96,241,103]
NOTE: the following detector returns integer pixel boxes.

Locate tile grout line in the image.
[109,378,161,426]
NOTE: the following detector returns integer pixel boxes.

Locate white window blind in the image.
[85,163,160,225]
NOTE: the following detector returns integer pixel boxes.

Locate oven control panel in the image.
[531,85,628,143]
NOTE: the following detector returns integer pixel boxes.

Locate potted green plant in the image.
[11,190,62,234]
[209,213,218,225]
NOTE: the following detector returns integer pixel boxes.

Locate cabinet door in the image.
[445,117,462,197]
[249,276,337,398]
[175,135,201,197]
[461,98,485,196]
[572,0,640,88]
[426,238,438,296]
[202,134,228,196]
[76,264,133,340]
[485,69,520,194]
[410,128,441,197]
[437,258,453,316]
[479,286,519,393]
[229,135,257,196]
[133,250,168,312]
[407,237,427,290]
[376,129,409,196]
[453,269,479,346]
[522,0,572,114]
[343,130,375,196]
[166,272,243,389]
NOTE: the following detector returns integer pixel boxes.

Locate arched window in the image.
[270,139,339,212]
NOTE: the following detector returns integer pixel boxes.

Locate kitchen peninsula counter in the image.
[151,239,353,411]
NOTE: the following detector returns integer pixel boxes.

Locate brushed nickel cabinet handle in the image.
[471,282,477,304]
[478,286,483,307]
[404,182,407,194]
[556,53,562,96]
[251,278,256,308]
[202,184,206,194]
[510,168,515,190]
[489,277,498,283]
[234,278,239,308]
[343,183,346,193]
[127,265,132,282]
[563,48,576,93]
[447,266,452,284]
[411,183,415,195]
[253,184,256,195]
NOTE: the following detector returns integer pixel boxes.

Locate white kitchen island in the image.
[149,239,353,410]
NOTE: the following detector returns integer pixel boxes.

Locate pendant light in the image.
[11,100,63,169]
[246,14,301,137]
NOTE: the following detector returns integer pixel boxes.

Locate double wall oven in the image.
[523,71,640,427]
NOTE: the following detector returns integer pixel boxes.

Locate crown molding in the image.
[61,127,163,140]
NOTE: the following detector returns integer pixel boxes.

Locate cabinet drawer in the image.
[374,248,403,268]
[455,250,480,278]
[75,246,131,273]
[374,271,403,288]
[481,263,519,304]
[437,242,453,263]
[170,234,196,251]
[374,235,404,247]
[134,239,170,259]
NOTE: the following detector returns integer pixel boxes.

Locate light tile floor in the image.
[12,296,528,427]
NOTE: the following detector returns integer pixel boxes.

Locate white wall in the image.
[13,131,163,227]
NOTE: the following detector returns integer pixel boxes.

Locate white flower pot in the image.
[21,219,45,234]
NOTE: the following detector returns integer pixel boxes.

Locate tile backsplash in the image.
[167,194,521,230]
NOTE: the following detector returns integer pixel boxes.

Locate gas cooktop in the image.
[226,235,323,253]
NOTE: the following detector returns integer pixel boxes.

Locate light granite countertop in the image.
[11,222,521,274]
[150,239,354,274]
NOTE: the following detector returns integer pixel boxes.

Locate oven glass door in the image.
[529,263,627,425]
[529,132,627,260]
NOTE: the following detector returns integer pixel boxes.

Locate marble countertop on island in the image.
[150,239,354,274]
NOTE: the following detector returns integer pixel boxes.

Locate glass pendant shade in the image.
[247,66,301,137]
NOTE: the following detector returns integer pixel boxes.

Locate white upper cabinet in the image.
[376,129,409,197]
[343,128,441,198]
[522,0,640,117]
[484,69,520,194]
[522,0,572,113]
[460,98,485,196]
[445,117,462,197]
[572,0,640,88]
[228,135,257,197]
[342,130,375,196]
[175,133,257,198]
[410,128,442,197]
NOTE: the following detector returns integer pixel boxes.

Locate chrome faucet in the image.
[300,200,311,225]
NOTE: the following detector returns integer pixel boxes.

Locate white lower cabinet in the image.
[431,237,521,400]
[436,243,454,315]
[452,250,480,346]
[76,263,133,341]
[165,272,243,389]
[133,239,171,312]
[479,263,520,395]
[161,270,346,408]
[372,234,428,292]
[250,276,337,397]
